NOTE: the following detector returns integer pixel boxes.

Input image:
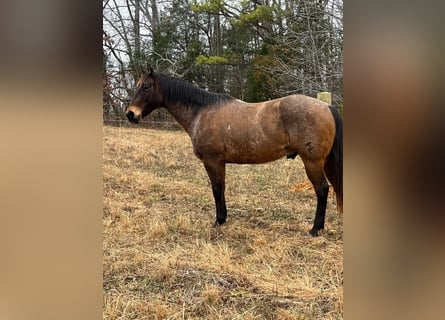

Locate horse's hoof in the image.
[213,219,226,227]
[309,228,322,237]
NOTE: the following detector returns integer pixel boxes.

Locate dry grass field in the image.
[103,125,343,320]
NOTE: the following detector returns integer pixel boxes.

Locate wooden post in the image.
[317,92,332,105]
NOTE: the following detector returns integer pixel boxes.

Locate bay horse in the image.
[125,66,342,236]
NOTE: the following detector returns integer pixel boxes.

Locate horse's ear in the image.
[147,64,154,75]
[136,64,144,76]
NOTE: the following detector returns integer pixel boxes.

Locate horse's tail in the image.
[325,106,343,213]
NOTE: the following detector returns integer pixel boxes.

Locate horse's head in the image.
[125,66,163,124]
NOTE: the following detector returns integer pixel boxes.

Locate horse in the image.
[125,66,343,236]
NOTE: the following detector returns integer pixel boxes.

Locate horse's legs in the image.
[303,159,329,236]
[203,159,227,226]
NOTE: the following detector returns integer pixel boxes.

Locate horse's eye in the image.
[142,83,152,92]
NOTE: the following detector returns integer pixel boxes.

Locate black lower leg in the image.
[309,182,329,236]
[204,160,227,227]
[212,185,227,225]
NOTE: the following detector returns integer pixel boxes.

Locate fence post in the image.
[317,91,332,104]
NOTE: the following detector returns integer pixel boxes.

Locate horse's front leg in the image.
[203,159,227,226]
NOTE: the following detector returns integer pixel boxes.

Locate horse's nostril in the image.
[126,111,134,121]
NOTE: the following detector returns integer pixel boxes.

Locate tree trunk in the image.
[150,0,159,48]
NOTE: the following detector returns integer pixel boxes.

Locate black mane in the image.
[156,73,234,112]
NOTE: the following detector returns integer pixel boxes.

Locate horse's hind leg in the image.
[303,159,329,236]
[203,159,227,226]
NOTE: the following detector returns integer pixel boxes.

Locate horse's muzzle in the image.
[126,110,139,124]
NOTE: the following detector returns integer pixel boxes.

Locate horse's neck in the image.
[164,102,197,134]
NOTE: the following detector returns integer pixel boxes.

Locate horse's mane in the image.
[156,73,234,113]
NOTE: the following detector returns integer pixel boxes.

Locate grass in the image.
[103,125,343,319]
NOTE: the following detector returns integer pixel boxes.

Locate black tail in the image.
[325,106,343,212]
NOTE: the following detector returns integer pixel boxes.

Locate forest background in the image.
[103,0,343,121]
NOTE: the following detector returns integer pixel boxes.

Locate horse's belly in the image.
[223,139,287,164]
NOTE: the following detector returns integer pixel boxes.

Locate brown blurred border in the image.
[345,1,445,319]
[0,1,102,319]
